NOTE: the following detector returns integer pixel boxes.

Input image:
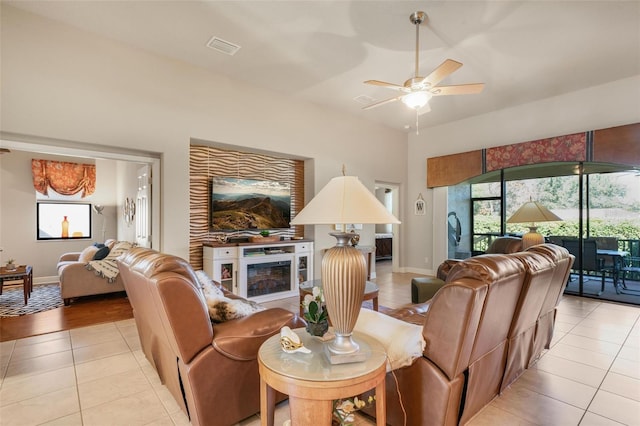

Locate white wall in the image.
[406,75,640,274]
[0,6,408,277]
[115,161,142,243]
[0,151,118,280]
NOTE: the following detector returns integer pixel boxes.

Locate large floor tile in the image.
[72,337,131,364]
[555,321,578,333]
[548,343,616,370]
[38,412,83,426]
[0,366,76,407]
[558,333,622,356]
[74,351,140,384]
[588,390,640,426]
[466,404,538,426]
[13,331,68,348]
[609,357,640,381]
[3,350,73,381]
[580,411,626,425]
[569,325,629,345]
[534,353,607,388]
[600,372,640,403]
[78,368,154,410]
[9,338,72,361]
[80,389,169,426]
[556,313,587,325]
[70,324,126,349]
[515,368,597,409]
[0,386,79,426]
[617,344,640,363]
[491,385,584,425]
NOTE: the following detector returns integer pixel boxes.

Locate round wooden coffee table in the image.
[258,328,387,426]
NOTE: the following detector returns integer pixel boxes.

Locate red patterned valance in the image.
[32,159,96,197]
[485,132,587,172]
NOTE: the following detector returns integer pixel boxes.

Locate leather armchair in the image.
[117,247,305,426]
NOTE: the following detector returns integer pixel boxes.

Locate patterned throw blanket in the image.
[86,241,134,282]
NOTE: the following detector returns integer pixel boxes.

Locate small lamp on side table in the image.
[507,200,562,249]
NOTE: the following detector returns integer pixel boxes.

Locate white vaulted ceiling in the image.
[6,0,640,132]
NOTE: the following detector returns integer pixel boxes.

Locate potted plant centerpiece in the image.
[5,258,16,270]
[301,286,329,337]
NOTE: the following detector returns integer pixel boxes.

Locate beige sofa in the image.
[57,239,128,305]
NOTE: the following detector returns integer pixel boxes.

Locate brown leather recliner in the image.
[524,244,574,366]
[371,244,571,426]
[379,254,527,426]
[117,247,305,426]
[437,236,524,281]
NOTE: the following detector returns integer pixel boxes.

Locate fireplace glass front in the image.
[246,260,292,298]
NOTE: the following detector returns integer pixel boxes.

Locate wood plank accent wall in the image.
[189,144,304,269]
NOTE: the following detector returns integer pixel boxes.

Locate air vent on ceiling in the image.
[353,95,376,105]
[206,36,241,56]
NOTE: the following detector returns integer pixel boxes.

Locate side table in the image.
[258,329,387,426]
[0,265,33,305]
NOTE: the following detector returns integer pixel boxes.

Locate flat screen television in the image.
[210,177,291,231]
[37,202,92,240]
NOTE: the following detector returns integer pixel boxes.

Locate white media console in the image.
[203,240,314,303]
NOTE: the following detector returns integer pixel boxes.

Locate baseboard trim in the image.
[34,276,59,285]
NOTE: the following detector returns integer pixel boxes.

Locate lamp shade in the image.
[507,201,562,224]
[290,176,400,226]
[507,200,562,249]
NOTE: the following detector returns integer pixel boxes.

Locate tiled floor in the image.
[1,262,639,425]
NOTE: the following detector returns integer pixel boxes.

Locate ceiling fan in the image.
[363,11,484,130]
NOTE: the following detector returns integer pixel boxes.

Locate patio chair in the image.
[562,239,611,294]
[621,256,640,294]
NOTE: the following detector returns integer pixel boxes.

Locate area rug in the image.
[0,284,63,317]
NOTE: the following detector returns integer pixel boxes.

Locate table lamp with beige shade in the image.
[290,172,400,364]
[507,200,562,249]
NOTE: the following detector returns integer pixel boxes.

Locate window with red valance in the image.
[31,159,96,198]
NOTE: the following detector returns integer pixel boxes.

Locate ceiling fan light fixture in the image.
[402,91,431,109]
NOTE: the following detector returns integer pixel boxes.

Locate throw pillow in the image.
[93,246,110,260]
[206,298,265,323]
[104,241,134,260]
[194,270,265,322]
[195,270,225,299]
[79,245,100,263]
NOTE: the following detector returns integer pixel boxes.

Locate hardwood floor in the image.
[0,291,133,342]
[0,259,415,343]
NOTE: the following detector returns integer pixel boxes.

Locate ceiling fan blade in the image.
[431,83,485,96]
[364,80,406,91]
[421,59,463,87]
[362,94,404,110]
[418,103,431,116]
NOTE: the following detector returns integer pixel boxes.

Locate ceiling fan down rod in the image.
[410,11,427,80]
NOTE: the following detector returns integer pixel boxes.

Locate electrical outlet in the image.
[424,257,429,264]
